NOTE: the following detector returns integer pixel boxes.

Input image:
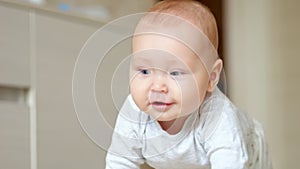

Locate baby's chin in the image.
[143,109,179,121]
[155,115,178,122]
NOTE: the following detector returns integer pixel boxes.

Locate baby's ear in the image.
[207,59,223,92]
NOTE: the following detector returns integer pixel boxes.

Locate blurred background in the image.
[0,0,299,169]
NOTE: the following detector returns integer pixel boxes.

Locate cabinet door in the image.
[0,3,30,87]
[0,101,30,169]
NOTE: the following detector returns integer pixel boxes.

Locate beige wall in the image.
[225,0,300,168]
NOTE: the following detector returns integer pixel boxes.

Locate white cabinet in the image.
[0,3,30,169]
[0,1,154,169]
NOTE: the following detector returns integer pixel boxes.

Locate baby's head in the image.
[129,0,223,122]
[146,0,219,49]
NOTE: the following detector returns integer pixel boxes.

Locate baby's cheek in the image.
[180,81,203,110]
[174,79,198,96]
[130,80,149,110]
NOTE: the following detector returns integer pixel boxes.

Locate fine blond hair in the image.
[144,0,219,49]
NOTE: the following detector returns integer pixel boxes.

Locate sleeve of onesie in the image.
[105,95,145,169]
[200,108,250,169]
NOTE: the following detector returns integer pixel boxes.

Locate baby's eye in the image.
[140,69,151,75]
[170,71,182,76]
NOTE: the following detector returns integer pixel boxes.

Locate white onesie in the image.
[106,88,272,169]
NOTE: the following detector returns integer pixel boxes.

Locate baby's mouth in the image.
[150,101,174,112]
[152,101,172,106]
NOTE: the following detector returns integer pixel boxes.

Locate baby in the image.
[106,0,272,169]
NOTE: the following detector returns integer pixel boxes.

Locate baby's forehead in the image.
[132,35,203,69]
[131,48,203,72]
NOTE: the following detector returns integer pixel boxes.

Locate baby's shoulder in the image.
[196,90,254,144]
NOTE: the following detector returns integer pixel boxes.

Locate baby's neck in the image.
[158,115,190,135]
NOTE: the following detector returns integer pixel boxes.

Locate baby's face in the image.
[130,35,210,122]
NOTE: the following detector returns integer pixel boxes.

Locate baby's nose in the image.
[150,72,168,93]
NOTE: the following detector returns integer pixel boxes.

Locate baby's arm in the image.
[105,95,145,169]
[201,110,250,169]
[106,133,144,169]
[207,146,248,169]
[206,120,272,169]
